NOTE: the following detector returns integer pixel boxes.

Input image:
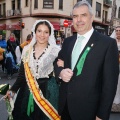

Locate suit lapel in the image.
[67,35,77,68]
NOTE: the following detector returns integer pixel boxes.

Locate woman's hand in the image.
[4,90,15,100]
[57,59,64,67]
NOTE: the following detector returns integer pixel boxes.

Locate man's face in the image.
[72,5,93,35]
[0,35,2,40]
[116,27,120,40]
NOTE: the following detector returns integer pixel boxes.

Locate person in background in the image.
[0,47,4,79]
[54,1,119,120]
[110,26,120,112]
[15,34,32,65]
[0,34,7,72]
[7,33,19,64]
[116,26,120,42]
[5,20,60,120]
[60,31,65,45]
[0,34,7,49]
[0,47,5,62]
[110,26,120,43]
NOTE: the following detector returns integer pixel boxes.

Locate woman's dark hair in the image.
[35,21,51,35]
[26,34,32,41]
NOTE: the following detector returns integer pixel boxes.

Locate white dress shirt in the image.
[71,27,94,70]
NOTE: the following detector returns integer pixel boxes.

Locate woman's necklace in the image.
[33,43,50,74]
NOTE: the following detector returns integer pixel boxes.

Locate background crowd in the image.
[0,32,32,79]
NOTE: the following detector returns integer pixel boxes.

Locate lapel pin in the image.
[91,44,94,47]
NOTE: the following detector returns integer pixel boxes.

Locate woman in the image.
[110,26,120,112]
[6,20,61,120]
[7,33,19,64]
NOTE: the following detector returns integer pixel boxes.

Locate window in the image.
[0,4,1,15]
[87,0,92,6]
[3,3,6,16]
[114,5,117,17]
[102,10,104,22]
[105,11,107,22]
[59,0,63,10]
[77,0,82,2]
[17,0,21,10]
[12,0,15,10]
[118,7,120,18]
[96,2,101,17]
[34,0,38,9]
[77,0,92,6]
[25,0,29,7]
[43,0,54,9]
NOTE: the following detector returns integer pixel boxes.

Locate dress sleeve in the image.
[15,46,21,64]
[10,61,26,93]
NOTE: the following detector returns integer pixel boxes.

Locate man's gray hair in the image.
[71,0,93,16]
[116,26,120,29]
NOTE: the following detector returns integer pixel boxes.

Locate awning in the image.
[50,22,60,30]
[68,20,72,26]
[0,24,6,30]
[6,24,21,30]
[71,25,76,32]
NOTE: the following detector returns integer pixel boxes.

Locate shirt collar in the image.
[77,27,94,39]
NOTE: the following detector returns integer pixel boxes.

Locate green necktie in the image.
[71,36,84,70]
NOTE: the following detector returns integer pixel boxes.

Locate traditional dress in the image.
[11,44,60,120]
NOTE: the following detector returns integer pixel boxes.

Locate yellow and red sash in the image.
[23,47,60,120]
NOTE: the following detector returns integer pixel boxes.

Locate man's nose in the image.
[77,16,82,21]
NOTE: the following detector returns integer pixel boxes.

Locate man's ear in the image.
[91,15,94,23]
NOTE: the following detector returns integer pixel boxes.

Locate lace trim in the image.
[22,44,60,79]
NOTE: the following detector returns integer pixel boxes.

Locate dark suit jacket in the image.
[54,30,119,120]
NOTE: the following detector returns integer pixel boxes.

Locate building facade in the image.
[109,0,120,29]
[0,0,120,42]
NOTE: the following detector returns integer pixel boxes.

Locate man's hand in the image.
[96,116,102,120]
[59,68,73,82]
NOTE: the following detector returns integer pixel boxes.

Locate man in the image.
[115,26,120,43]
[54,1,119,120]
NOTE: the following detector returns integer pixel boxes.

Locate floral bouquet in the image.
[0,84,14,120]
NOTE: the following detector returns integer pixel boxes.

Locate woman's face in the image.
[35,24,50,45]
[10,34,14,38]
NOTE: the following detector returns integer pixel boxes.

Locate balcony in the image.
[7,9,22,17]
[113,18,120,27]
[102,18,110,25]
[0,13,6,18]
[103,0,112,7]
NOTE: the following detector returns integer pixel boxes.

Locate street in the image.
[0,69,17,120]
[0,67,120,120]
